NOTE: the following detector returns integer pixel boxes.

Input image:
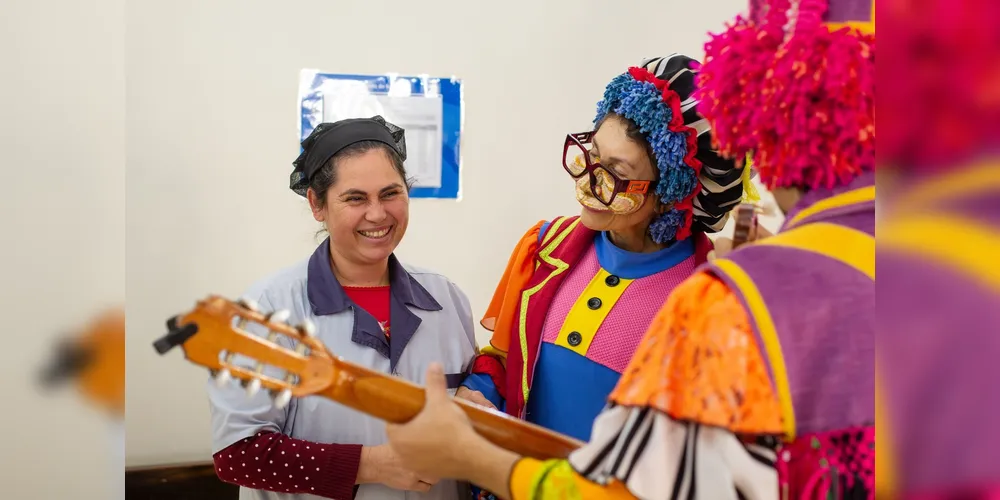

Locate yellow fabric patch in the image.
[509,458,636,499]
[555,268,634,355]
[510,458,544,500]
[480,345,508,367]
[757,222,875,280]
[785,185,876,229]
[881,213,1000,292]
[825,0,875,34]
[531,461,582,500]
[891,160,1000,211]
[742,155,762,203]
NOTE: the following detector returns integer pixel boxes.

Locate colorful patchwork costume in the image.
[504,0,877,498]
[461,55,750,445]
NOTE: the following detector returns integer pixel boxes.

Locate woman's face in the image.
[308,148,409,266]
[577,116,661,234]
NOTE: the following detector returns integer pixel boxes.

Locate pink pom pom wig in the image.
[696,0,875,190]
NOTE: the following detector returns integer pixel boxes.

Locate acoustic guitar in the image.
[152,296,584,460]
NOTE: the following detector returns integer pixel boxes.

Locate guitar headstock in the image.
[152,295,335,409]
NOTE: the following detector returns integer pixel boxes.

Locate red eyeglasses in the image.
[562,131,657,206]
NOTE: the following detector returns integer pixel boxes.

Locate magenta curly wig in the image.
[696,0,875,189]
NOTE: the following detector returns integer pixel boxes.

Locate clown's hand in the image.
[456,386,497,410]
[708,237,733,261]
[386,363,479,480]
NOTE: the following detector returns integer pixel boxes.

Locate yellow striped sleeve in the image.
[509,458,635,500]
[510,458,549,500]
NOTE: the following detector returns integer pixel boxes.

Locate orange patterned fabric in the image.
[610,271,784,435]
[480,220,546,355]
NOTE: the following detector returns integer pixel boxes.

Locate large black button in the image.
[587,297,603,310]
[567,331,583,346]
[605,275,621,287]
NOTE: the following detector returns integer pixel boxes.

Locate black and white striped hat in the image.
[635,55,748,235]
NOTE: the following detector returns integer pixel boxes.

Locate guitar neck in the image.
[318,359,584,460]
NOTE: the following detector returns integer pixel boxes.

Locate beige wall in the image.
[0,0,125,498]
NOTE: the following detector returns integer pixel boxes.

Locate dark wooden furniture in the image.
[125,460,237,499]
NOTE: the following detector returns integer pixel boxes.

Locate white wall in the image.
[124,0,773,467]
[0,0,125,498]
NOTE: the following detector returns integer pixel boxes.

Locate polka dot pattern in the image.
[212,431,363,499]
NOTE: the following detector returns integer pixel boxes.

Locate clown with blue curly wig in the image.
[576,56,749,245]
[555,55,757,250]
[454,54,749,463]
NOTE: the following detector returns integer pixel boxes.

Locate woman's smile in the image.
[357,225,393,241]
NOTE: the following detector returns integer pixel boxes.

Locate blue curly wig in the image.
[594,71,701,243]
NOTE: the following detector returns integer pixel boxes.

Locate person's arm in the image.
[508,457,634,500]
[213,431,362,499]
[508,412,779,500]
[213,433,436,497]
[458,372,503,409]
[207,293,363,498]
[460,220,548,411]
[207,291,432,497]
[386,272,784,500]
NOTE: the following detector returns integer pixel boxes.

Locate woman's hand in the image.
[455,386,497,410]
[386,364,483,480]
[357,444,438,492]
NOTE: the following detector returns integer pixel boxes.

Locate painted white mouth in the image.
[358,226,391,239]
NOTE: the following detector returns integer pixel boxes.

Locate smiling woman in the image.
[302,134,411,286]
[206,116,478,500]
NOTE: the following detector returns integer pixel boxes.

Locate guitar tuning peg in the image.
[269,309,291,325]
[274,388,293,409]
[298,318,316,337]
[246,378,262,397]
[238,297,260,312]
[215,368,233,387]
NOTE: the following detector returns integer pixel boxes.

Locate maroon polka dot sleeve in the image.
[213,431,362,499]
